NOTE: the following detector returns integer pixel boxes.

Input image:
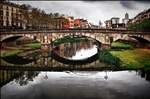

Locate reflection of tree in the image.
[15,71,40,86]
[137,69,150,83]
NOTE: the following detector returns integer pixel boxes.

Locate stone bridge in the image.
[1,29,150,50]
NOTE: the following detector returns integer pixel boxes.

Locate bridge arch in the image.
[1,34,40,43]
[51,32,107,45]
[130,36,150,43]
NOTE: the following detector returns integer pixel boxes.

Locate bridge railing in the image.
[1,28,150,34]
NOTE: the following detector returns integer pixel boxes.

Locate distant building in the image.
[128,8,150,25]
[104,20,111,29]
[105,17,126,30]
[122,13,129,27]
[113,23,126,30]
[53,17,67,29]
[69,16,74,28]
[74,19,80,28]
[110,17,119,28]
[89,23,100,29]
[74,18,88,28]
[52,14,74,29]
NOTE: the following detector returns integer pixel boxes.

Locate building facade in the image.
[0,1,28,29]
[128,9,150,25]
[104,20,111,29]
[53,14,74,29]
[110,17,120,28]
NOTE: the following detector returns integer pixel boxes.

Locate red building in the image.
[63,19,70,28]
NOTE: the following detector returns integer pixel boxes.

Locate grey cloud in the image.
[134,0,150,3]
[120,1,137,9]
[10,1,149,25]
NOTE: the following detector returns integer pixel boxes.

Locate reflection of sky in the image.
[1,71,150,99]
[68,45,97,60]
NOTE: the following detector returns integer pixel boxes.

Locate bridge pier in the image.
[101,44,111,50]
[41,44,51,50]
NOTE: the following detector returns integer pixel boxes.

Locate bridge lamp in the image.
[104,71,108,80]
[44,72,48,80]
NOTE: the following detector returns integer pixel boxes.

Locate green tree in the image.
[128,18,150,32]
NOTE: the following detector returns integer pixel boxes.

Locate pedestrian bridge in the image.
[1,29,150,50]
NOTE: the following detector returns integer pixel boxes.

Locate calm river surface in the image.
[1,38,150,99]
[1,70,150,99]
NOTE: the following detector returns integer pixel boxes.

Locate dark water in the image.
[1,38,150,99]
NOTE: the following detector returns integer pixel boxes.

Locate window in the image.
[7,6,8,10]
[11,13,13,17]
[7,17,9,21]
[0,16,3,20]
[1,22,3,26]
[6,11,9,16]
[6,22,9,26]
[0,10,3,16]
[0,4,3,10]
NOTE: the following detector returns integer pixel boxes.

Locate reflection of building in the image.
[1,1,28,29]
[53,39,95,58]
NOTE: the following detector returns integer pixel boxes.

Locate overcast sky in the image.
[10,0,150,26]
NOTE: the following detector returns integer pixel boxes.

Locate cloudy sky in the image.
[11,0,150,26]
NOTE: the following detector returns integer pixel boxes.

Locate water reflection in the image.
[1,70,150,99]
[15,71,40,86]
[53,38,98,60]
[1,48,115,71]
[1,69,150,87]
[0,70,40,87]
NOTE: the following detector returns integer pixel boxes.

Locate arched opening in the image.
[111,38,138,49]
[1,36,41,57]
[111,36,150,49]
[131,36,150,43]
[1,36,40,47]
[16,36,38,45]
[52,35,102,49]
[130,36,150,48]
[51,36,101,63]
[1,36,23,47]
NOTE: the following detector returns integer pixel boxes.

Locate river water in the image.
[1,38,150,99]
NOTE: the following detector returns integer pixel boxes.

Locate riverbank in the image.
[0,42,40,58]
[110,48,150,71]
